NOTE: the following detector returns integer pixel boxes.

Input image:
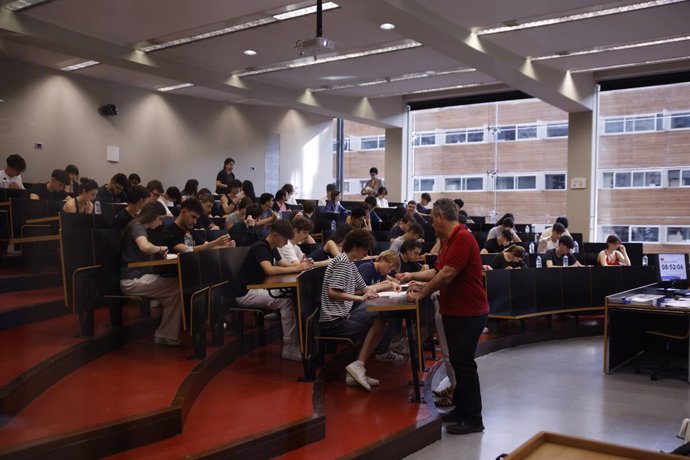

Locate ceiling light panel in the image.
[474,0,688,35]
[1,0,50,12]
[157,83,194,92]
[530,34,690,61]
[60,60,100,72]
[308,67,475,92]
[139,2,340,53]
[237,39,422,77]
[570,55,690,73]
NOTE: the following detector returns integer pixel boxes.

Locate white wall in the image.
[0,58,334,199]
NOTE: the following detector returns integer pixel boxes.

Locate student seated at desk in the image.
[389,215,413,241]
[98,173,129,206]
[113,185,150,229]
[486,214,521,242]
[539,216,571,242]
[0,154,26,190]
[537,222,566,253]
[398,239,424,273]
[320,229,391,390]
[324,190,349,216]
[491,246,527,270]
[164,199,234,254]
[597,234,631,266]
[345,206,371,231]
[481,228,514,254]
[62,178,98,214]
[417,193,432,215]
[272,189,289,213]
[29,168,68,201]
[195,192,220,231]
[120,201,182,346]
[256,193,278,237]
[545,235,582,268]
[277,216,328,268]
[390,222,424,254]
[311,224,353,261]
[235,220,311,361]
[229,203,263,247]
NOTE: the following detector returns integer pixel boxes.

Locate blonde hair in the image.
[377,250,401,272]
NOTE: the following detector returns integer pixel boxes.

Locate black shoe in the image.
[446,420,485,435]
[440,411,461,423]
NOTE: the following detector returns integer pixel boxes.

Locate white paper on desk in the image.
[166,254,178,259]
[377,291,407,298]
[662,299,690,308]
[398,283,409,289]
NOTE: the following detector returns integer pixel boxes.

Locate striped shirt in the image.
[320,253,367,322]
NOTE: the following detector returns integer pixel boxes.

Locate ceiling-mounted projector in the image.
[295,36,335,58]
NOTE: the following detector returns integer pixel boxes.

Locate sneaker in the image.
[375,351,405,362]
[446,420,485,435]
[389,338,410,356]
[154,336,181,347]
[281,344,302,361]
[345,373,380,387]
[345,361,371,391]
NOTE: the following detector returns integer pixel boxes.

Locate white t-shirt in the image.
[0,170,24,189]
[277,240,304,265]
[376,197,389,208]
[158,196,174,216]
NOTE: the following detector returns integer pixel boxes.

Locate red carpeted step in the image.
[0,305,141,388]
[276,359,435,460]
[106,343,313,460]
[0,287,63,312]
[0,335,218,449]
[0,268,61,294]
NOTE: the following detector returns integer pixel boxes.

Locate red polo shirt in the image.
[435,223,489,317]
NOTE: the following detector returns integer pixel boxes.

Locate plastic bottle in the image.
[330,219,336,231]
[184,233,194,252]
[563,255,569,267]
[94,200,101,215]
[573,241,579,254]
[525,224,531,234]
[528,242,535,254]
[535,256,542,268]
[534,233,539,243]
[642,255,648,266]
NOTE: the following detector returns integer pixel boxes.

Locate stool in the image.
[635,329,689,382]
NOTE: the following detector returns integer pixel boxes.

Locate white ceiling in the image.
[0,0,689,124]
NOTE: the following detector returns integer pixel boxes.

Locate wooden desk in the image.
[506,431,683,459]
[247,274,298,290]
[127,257,179,269]
[605,284,690,382]
[365,294,424,403]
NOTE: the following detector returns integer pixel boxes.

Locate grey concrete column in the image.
[566,110,596,242]
[384,127,404,202]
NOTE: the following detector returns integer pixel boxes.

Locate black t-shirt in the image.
[491,253,527,270]
[416,203,431,215]
[230,221,261,247]
[29,183,67,201]
[196,213,212,230]
[113,208,135,229]
[483,238,511,254]
[544,249,573,267]
[95,184,126,205]
[358,261,384,285]
[399,255,422,273]
[164,222,206,252]
[215,170,235,194]
[389,225,404,240]
[236,240,280,297]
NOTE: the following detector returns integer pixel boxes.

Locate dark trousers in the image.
[442,314,488,425]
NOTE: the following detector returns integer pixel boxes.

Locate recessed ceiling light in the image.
[475,0,687,35]
[237,39,422,77]
[244,49,257,56]
[60,60,100,72]
[529,34,690,61]
[308,67,475,92]
[157,83,194,92]
[570,55,690,73]
[139,2,340,53]
[380,23,396,31]
[1,0,50,12]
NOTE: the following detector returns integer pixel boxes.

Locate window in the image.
[496,125,516,141]
[445,131,466,144]
[444,177,484,191]
[673,169,690,187]
[603,114,661,134]
[670,112,690,130]
[604,118,624,134]
[602,172,614,189]
[600,226,630,243]
[495,176,515,190]
[545,174,566,190]
[602,170,661,189]
[630,226,660,243]
[467,129,484,143]
[546,123,568,138]
[414,178,435,192]
[343,181,350,193]
[517,176,537,190]
[414,132,436,146]
[615,172,631,188]
[360,135,385,150]
[667,227,690,244]
[517,125,538,140]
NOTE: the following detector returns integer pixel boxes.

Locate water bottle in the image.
[534,233,539,243]
[330,219,336,231]
[563,255,569,267]
[642,255,648,266]
[536,256,542,268]
[528,242,535,254]
[94,200,101,215]
[573,241,579,254]
[184,233,194,252]
[525,224,531,234]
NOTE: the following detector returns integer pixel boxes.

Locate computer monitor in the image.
[655,253,689,288]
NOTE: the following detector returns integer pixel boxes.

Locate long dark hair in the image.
[328,224,353,245]
[127,201,166,231]
[242,180,256,202]
[77,177,98,194]
[181,179,199,196]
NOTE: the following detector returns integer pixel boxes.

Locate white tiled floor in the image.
[405,336,690,460]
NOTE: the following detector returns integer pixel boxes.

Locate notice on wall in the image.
[570,177,587,189]
[107,145,120,163]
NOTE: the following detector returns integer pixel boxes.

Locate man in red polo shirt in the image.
[406,198,489,435]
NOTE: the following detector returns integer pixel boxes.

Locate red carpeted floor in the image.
[277,357,434,460]
[0,334,217,449]
[0,287,63,312]
[107,342,313,459]
[0,305,141,387]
